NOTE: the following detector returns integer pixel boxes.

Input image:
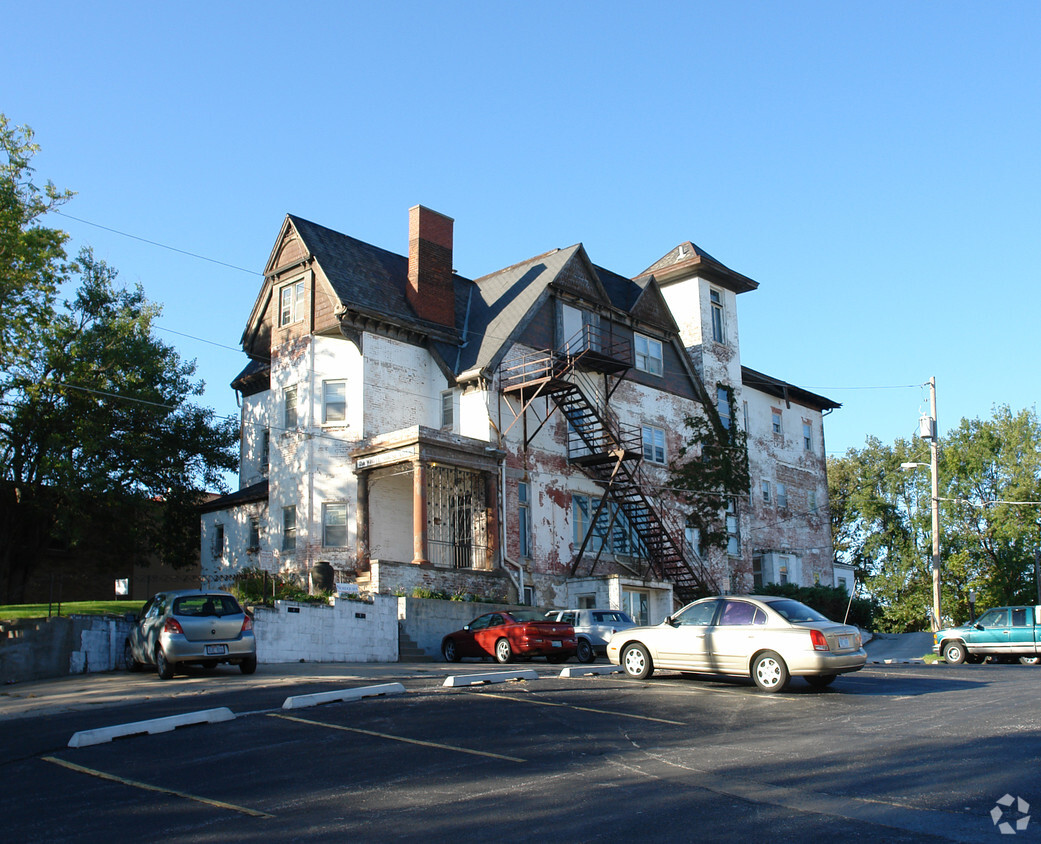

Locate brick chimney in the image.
[407,205,455,328]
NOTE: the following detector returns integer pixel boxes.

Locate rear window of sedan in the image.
[767,599,829,623]
[173,595,242,617]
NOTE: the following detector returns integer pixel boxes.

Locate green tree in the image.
[828,406,1041,631]
[0,117,238,603]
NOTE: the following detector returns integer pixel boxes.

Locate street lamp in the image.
[900,376,941,631]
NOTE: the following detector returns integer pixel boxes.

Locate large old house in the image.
[201,206,850,624]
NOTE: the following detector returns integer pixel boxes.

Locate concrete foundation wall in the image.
[0,615,133,684]
[252,595,398,664]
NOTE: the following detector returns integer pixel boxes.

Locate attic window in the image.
[279,280,305,327]
[634,334,663,376]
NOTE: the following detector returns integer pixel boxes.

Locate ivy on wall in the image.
[669,384,750,554]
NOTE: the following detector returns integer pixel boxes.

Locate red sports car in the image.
[441,610,577,664]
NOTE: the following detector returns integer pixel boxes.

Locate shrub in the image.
[757,583,877,630]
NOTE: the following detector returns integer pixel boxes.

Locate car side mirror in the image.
[975,623,984,630]
[664,616,675,626]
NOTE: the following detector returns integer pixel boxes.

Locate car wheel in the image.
[239,655,258,675]
[442,639,460,663]
[494,638,513,664]
[123,640,142,673]
[156,646,175,680]
[806,674,836,689]
[576,639,595,664]
[621,643,653,680]
[943,641,966,665]
[752,651,789,692]
[1019,656,1039,666]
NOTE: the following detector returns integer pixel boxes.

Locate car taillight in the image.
[810,629,830,651]
[241,615,253,633]
[163,618,184,635]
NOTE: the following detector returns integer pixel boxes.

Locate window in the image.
[441,390,454,430]
[778,555,790,585]
[282,506,297,552]
[808,489,818,514]
[685,526,701,557]
[776,482,788,509]
[761,479,772,504]
[523,585,535,606]
[634,334,663,376]
[743,400,749,431]
[577,594,596,609]
[803,421,813,451]
[248,517,260,551]
[622,589,650,626]
[213,524,224,558]
[642,425,666,464]
[772,410,783,435]
[572,494,605,552]
[518,482,531,558]
[726,500,739,556]
[284,385,298,430]
[717,386,731,429]
[261,428,270,472]
[323,503,347,547]
[323,380,346,423]
[710,289,725,343]
[279,280,305,327]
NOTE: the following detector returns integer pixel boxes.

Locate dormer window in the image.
[279,280,305,327]
[634,334,663,376]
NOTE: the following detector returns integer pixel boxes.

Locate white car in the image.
[606,595,865,692]
[545,609,636,663]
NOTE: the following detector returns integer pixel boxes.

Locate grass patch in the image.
[0,600,145,621]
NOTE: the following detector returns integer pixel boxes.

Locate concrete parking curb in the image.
[442,669,539,687]
[282,682,407,709]
[558,664,624,678]
[68,707,236,748]
[868,659,927,664]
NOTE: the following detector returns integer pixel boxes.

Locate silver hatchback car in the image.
[124,590,257,680]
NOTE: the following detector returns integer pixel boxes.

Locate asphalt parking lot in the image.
[1,657,1038,842]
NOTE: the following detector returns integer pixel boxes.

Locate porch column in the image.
[412,460,430,565]
[485,471,499,570]
[356,471,370,570]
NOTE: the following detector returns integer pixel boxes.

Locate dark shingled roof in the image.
[741,366,840,411]
[199,480,269,513]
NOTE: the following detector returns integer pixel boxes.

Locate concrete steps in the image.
[397,625,435,662]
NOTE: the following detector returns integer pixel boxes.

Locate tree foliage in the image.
[828,406,1041,632]
[670,386,750,559]
[0,116,238,603]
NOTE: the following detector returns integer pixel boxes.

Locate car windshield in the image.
[509,610,549,622]
[767,599,830,624]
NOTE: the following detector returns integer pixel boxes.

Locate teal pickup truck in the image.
[934,605,1041,665]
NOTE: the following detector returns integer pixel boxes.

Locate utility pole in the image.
[928,377,941,631]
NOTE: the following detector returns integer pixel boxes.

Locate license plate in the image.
[838,637,850,649]
[551,640,562,647]
[205,644,227,655]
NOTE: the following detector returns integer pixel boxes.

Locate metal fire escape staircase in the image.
[500,327,717,603]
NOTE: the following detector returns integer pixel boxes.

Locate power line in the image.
[54,210,261,276]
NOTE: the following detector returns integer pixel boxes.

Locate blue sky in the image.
[5,2,1039,463]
